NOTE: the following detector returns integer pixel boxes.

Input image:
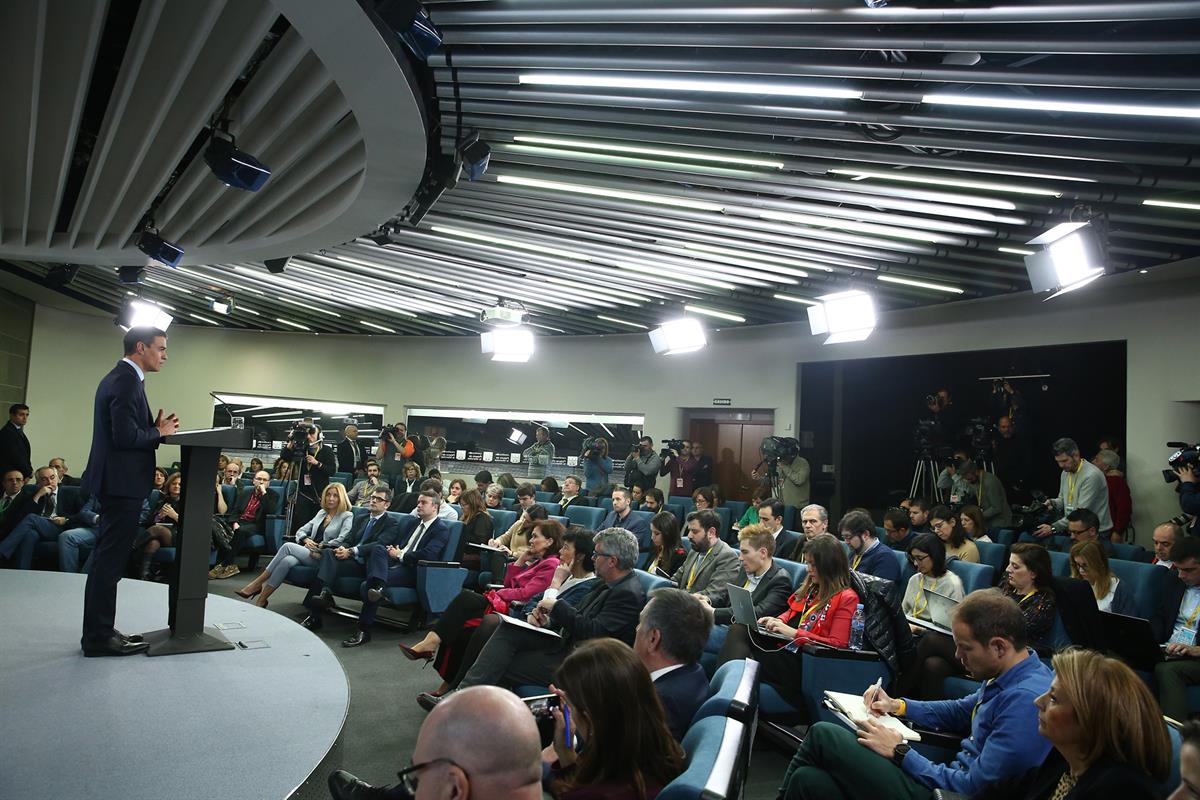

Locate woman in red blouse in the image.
[399,518,564,697]
[717,533,860,708]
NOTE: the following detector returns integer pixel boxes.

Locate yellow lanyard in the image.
[1019,590,1037,604]
[1066,460,1083,505]
[1185,590,1200,628]
[913,576,929,618]
[852,550,864,570]
[686,548,712,590]
[797,589,823,625]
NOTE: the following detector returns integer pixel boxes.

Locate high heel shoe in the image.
[235,587,261,600]
[398,643,435,662]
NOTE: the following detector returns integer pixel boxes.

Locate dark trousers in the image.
[1155,658,1200,721]
[357,545,418,631]
[303,552,365,608]
[781,722,932,800]
[433,590,492,681]
[216,522,258,566]
[717,623,807,710]
[81,495,143,646]
[457,615,566,691]
[893,630,960,700]
[290,494,318,535]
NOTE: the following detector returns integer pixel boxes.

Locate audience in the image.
[347,461,389,507]
[298,487,402,628]
[691,486,715,511]
[409,478,458,521]
[210,469,276,579]
[780,589,1053,799]
[581,436,612,494]
[1153,537,1200,721]
[799,503,830,542]
[598,487,650,550]
[733,484,771,532]
[532,527,598,612]
[645,511,686,577]
[632,589,713,741]
[490,503,549,561]
[1154,521,1184,568]
[641,487,666,513]
[1033,437,1113,541]
[1094,447,1133,540]
[457,488,494,572]
[930,504,980,563]
[974,648,1170,800]
[444,477,465,507]
[475,470,494,493]
[907,497,933,533]
[0,402,32,479]
[959,459,1012,529]
[1063,506,1112,557]
[57,495,101,573]
[423,528,644,708]
[702,524,792,626]
[484,483,504,509]
[901,533,965,631]
[758,497,800,562]
[399,519,564,696]
[236,482,353,607]
[48,456,80,487]
[670,509,740,604]
[496,472,518,490]
[1173,720,1200,800]
[0,465,62,569]
[1003,543,1059,651]
[347,490,449,647]
[1069,540,1133,614]
[540,476,560,496]
[336,424,365,476]
[329,685,544,800]
[548,639,685,799]
[152,466,168,491]
[554,475,586,513]
[839,509,900,582]
[959,504,993,543]
[221,457,243,486]
[716,533,859,709]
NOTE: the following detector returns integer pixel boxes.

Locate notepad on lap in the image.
[497,612,562,639]
[824,691,922,741]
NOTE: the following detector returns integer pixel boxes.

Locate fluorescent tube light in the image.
[649,318,707,355]
[684,305,746,323]
[496,175,724,212]
[431,225,588,260]
[275,318,311,331]
[1143,199,1200,211]
[512,136,785,169]
[519,73,862,100]
[773,294,820,306]
[597,315,649,330]
[360,321,397,333]
[830,168,1061,198]
[923,93,1200,119]
[189,314,222,326]
[998,247,1035,256]
[876,274,964,294]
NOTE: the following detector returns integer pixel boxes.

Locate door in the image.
[690,420,775,503]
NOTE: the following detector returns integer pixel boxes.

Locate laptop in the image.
[1100,611,1178,672]
[727,584,792,641]
[905,588,959,634]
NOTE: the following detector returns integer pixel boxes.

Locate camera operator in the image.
[659,438,697,499]
[936,449,972,504]
[282,424,336,535]
[375,421,411,481]
[1031,437,1113,541]
[521,426,556,477]
[753,438,810,512]
[624,436,662,493]
[580,436,613,493]
[925,387,962,447]
[1174,457,1200,537]
[992,415,1033,498]
[939,458,1011,529]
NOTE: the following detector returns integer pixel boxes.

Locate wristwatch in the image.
[891,742,912,767]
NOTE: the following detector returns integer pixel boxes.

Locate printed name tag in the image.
[1170,626,1196,646]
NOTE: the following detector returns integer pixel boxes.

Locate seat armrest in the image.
[487,583,504,590]
[908,725,963,751]
[802,643,883,662]
[417,562,469,615]
[418,560,462,568]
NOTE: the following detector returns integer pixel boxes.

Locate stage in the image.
[0,571,349,800]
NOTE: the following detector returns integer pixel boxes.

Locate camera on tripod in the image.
[1164,441,1200,483]
[761,435,800,462]
[963,417,997,461]
[661,438,687,458]
[286,423,313,448]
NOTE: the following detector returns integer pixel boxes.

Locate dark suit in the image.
[655,662,709,740]
[554,494,588,513]
[1152,571,1192,645]
[456,570,646,691]
[303,512,405,609]
[0,420,32,479]
[79,360,162,647]
[712,560,793,626]
[774,529,802,562]
[336,437,366,475]
[357,516,449,630]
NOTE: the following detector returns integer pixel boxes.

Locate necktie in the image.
[400,522,428,560]
[363,516,377,542]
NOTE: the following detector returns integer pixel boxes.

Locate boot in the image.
[138,556,153,581]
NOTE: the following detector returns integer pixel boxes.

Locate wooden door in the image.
[690,420,774,502]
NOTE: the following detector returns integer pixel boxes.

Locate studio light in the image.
[507,428,528,446]
[119,299,173,331]
[458,133,492,182]
[118,266,146,285]
[648,318,706,356]
[1023,221,1106,300]
[136,229,183,268]
[265,257,290,274]
[375,0,443,61]
[45,264,80,288]
[807,290,876,344]
[209,296,233,315]
[480,327,535,362]
[204,131,271,192]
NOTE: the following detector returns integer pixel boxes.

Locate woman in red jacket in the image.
[717,533,860,709]
[398,518,564,697]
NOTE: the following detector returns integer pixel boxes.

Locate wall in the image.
[0,293,33,410]
[22,263,1200,542]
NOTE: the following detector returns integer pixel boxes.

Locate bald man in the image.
[328,686,543,800]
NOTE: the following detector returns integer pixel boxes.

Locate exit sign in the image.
[712,398,732,406]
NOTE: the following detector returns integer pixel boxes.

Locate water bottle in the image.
[849,604,866,650]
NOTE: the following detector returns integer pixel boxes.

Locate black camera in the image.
[1164,442,1200,483]
[286,423,313,447]
[761,435,800,462]
[381,424,403,442]
[581,436,599,458]
[661,438,686,458]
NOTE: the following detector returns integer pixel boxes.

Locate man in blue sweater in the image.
[780,590,1052,799]
[840,509,900,583]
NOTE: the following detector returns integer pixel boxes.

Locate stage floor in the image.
[0,571,348,800]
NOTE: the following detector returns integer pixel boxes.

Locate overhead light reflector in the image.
[1144,199,1200,211]
[648,318,706,355]
[507,428,528,446]
[807,290,876,344]
[1023,222,1106,299]
[481,327,535,362]
[121,300,173,331]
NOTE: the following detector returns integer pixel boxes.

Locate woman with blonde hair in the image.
[236,482,352,607]
[1069,540,1133,614]
[975,648,1170,799]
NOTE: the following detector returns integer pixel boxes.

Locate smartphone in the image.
[523,693,560,719]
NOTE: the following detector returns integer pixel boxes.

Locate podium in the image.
[142,426,252,656]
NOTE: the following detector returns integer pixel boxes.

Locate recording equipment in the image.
[581,437,599,458]
[287,423,314,447]
[760,435,800,462]
[661,438,686,458]
[1164,441,1200,483]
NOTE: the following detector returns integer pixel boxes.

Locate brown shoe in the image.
[217,564,240,579]
[208,567,221,579]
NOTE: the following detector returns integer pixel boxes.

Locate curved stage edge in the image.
[0,571,348,800]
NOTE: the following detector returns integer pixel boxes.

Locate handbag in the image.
[211,517,236,549]
[484,589,510,615]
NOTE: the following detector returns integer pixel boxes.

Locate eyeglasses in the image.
[369,496,388,503]
[396,758,463,793]
[1073,562,1090,573]
[909,553,931,565]
[593,549,615,561]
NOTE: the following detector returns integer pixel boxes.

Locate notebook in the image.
[824,690,922,742]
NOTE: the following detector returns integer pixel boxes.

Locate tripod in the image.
[280,443,309,538]
[910,450,943,504]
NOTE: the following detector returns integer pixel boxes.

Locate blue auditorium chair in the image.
[564,505,605,531]
[692,659,760,726]
[502,487,517,499]
[947,560,994,595]
[975,541,1007,584]
[1049,550,1071,578]
[1112,541,1148,562]
[534,491,554,503]
[540,502,561,517]
[725,500,749,527]
[1108,557,1170,620]
[659,716,747,800]
[673,496,696,516]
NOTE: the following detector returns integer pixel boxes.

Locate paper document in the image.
[497,611,562,639]
[467,542,508,553]
[824,690,922,742]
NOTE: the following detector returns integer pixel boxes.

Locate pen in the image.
[563,703,573,748]
[870,677,883,712]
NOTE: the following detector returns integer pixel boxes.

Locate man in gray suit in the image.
[671,509,740,605]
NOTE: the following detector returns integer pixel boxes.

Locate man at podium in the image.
[79,327,179,657]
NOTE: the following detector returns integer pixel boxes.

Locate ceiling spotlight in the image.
[1023,221,1106,300]
[119,299,173,331]
[45,264,80,288]
[507,428,528,446]
[480,301,527,328]
[210,296,234,315]
[118,266,147,285]
[458,133,492,182]
[480,327,535,362]
[375,0,443,61]
[204,130,271,192]
[807,290,876,344]
[265,257,290,274]
[649,318,706,355]
[136,229,183,268]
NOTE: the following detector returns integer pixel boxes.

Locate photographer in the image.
[992,415,1033,497]
[521,426,556,477]
[755,437,810,511]
[658,438,697,499]
[1176,458,1200,537]
[935,450,973,504]
[942,458,1012,529]
[624,436,662,493]
[925,387,962,446]
[580,437,612,493]
[281,424,336,535]
[1032,437,1112,541]
[374,421,411,480]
